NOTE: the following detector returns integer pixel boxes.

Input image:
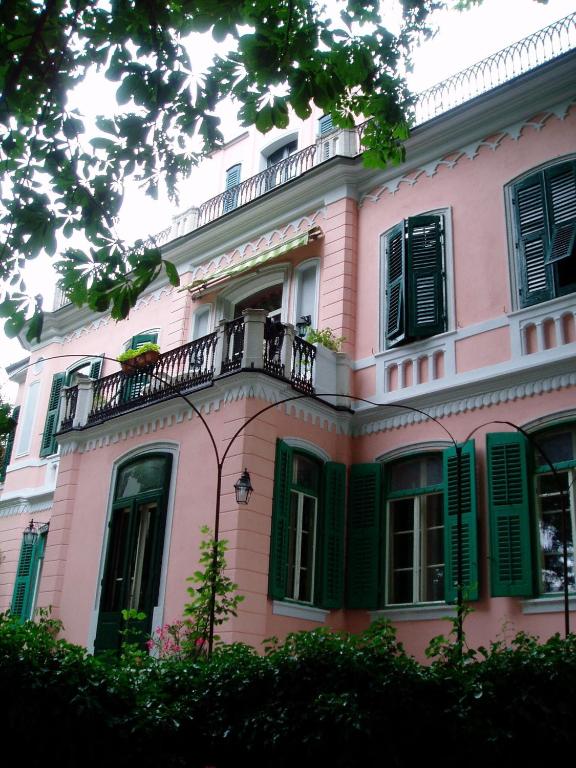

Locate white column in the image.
[242,309,267,369]
[282,323,295,376]
[72,375,94,428]
[536,320,546,353]
[213,319,228,376]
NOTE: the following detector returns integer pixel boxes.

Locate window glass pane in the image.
[116,457,168,498]
[101,506,131,611]
[296,264,317,325]
[537,471,574,593]
[192,308,210,340]
[423,494,444,601]
[389,454,442,492]
[298,495,316,602]
[129,501,157,611]
[287,493,299,599]
[536,431,574,466]
[389,498,414,604]
[292,454,320,491]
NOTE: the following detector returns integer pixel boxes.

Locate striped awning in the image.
[185,227,322,297]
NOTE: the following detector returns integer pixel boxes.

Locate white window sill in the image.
[371,603,457,622]
[522,595,576,614]
[272,601,330,622]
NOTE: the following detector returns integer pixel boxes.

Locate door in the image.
[94,454,172,653]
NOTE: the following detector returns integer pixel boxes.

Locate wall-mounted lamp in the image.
[296,315,312,338]
[234,469,253,505]
[23,519,49,546]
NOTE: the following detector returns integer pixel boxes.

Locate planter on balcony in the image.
[118,344,161,374]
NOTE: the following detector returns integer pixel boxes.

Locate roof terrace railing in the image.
[414,11,576,123]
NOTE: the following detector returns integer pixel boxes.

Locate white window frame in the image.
[217,265,291,323]
[191,304,213,340]
[287,488,318,604]
[15,380,40,457]
[292,258,319,330]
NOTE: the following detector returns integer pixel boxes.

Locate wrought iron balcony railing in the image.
[59,316,319,431]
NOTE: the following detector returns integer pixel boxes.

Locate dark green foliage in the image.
[2,610,576,768]
[0,1,441,339]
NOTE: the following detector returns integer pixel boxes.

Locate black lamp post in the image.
[295,315,312,338]
[23,519,48,546]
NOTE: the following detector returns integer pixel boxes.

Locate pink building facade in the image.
[1,19,576,658]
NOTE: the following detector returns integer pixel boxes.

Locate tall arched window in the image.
[94,453,172,653]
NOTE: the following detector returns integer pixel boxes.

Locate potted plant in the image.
[117,342,161,374]
[305,327,346,352]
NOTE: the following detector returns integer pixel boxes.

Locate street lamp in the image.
[295,315,312,338]
[234,469,253,505]
[23,519,49,546]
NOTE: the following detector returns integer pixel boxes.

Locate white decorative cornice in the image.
[187,210,326,281]
[361,99,575,205]
[353,371,576,436]
[0,494,53,518]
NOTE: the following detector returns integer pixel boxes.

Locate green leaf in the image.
[163,260,180,286]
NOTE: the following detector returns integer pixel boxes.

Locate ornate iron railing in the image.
[263,320,286,377]
[197,144,318,227]
[221,317,245,374]
[414,12,576,124]
[291,336,315,394]
[60,386,78,431]
[86,334,218,424]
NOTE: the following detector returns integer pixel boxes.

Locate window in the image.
[318,115,334,135]
[192,306,211,340]
[347,443,478,609]
[512,159,576,307]
[10,526,48,622]
[39,359,102,458]
[382,214,446,349]
[265,139,298,189]
[294,260,318,332]
[223,164,241,212]
[121,332,158,401]
[269,440,345,609]
[487,428,576,598]
[94,453,172,653]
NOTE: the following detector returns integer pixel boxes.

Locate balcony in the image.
[58,310,328,432]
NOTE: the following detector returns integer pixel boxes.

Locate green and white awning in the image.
[185,227,322,297]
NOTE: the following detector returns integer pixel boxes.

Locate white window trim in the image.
[272,600,330,622]
[292,257,320,330]
[371,604,457,622]
[287,489,318,603]
[260,132,299,171]
[15,380,40,458]
[191,304,213,340]
[217,265,291,323]
[379,207,454,352]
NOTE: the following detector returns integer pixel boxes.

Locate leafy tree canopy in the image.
[1,0,445,342]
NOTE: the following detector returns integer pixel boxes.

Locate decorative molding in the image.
[272,601,330,622]
[281,438,332,462]
[56,375,351,455]
[375,440,452,464]
[354,372,576,436]
[0,493,53,518]
[188,210,326,282]
[361,100,575,205]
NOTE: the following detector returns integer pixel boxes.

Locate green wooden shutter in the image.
[317,462,345,609]
[40,373,65,457]
[443,441,479,603]
[130,332,158,350]
[406,215,445,339]
[486,432,534,597]
[346,463,383,609]
[268,440,293,600]
[89,358,103,379]
[544,161,576,264]
[224,164,241,212]
[384,222,406,347]
[10,535,42,622]
[0,405,20,483]
[318,114,334,135]
[514,172,553,306]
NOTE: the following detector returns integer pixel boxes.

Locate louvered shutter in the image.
[346,463,383,609]
[407,215,445,338]
[10,536,40,621]
[317,462,345,609]
[384,222,406,347]
[514,173,553,306]
[486,432,534,597]
[89,358,103,379]
[130,332,158,350]
[318,115,334,135]
[268,440,293,600]
[443,441,479,602]
[0,405,20,483]
[224,164,241,212]
[40,373,65,457]
[545,161,576,264]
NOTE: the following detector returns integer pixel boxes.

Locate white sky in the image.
[1,0,574,393]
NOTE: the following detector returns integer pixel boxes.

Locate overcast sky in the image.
[1,0,574,391]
